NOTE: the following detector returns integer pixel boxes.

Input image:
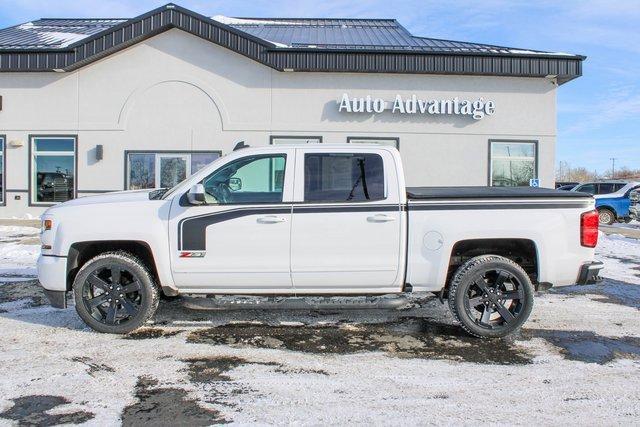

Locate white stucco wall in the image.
[0,29,558,217]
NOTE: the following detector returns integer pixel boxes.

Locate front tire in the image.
[73,251,159,334]
[448,255,534,338]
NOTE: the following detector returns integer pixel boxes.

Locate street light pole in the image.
[610,158,617,179]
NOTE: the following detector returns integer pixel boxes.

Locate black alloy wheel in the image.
[81,265,143,326]
[73,252,159,334]
[448,255,534,338]
[464,269,525,329]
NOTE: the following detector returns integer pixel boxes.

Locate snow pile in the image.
[0,226,40,279]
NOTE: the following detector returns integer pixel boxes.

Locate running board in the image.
[182,295,411,311]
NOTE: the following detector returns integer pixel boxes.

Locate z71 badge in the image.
[179,251,206,258]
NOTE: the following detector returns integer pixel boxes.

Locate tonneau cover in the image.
[406,186,592,200]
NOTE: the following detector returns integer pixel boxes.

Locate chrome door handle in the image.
[257,215,286,224]
[367,214,396,223]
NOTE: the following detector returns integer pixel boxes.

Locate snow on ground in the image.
[0,226,39,280]
[596,230,640,283]
[0,227,638,425]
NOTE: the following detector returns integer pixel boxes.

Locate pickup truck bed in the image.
[407,186,591,200]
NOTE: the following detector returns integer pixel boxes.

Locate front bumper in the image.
[37,254,68,309]
[577,261,604,285]
[630,206,639,220]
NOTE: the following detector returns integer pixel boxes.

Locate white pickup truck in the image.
[38,144,603,337]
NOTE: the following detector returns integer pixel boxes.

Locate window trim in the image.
[347,136,399,150]
[0,135,5,206]
[124,149,222,190]
[269,135,323,145]
[28,134,78,207]
[199,153,289,205]
[302,152,387,204]
[487,139,538,187]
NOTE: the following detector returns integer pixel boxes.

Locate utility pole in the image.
[610,158,617,179]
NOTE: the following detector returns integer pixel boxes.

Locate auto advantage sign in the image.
[338,93,496,120]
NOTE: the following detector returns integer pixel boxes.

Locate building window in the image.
[304,153,385,203]
[30,136,76,204]
[0,136,4,204]
[489,140,537,187]
[202,154,286,204]
[270,136,322,145]
[347,137,399,149]
[126,151,221,190]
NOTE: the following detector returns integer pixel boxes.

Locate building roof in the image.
[211,16,570,56]
[0,3,584,83]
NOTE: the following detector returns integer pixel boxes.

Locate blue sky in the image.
[1,0,638,174]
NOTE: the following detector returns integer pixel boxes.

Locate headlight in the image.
[42,219,53,231]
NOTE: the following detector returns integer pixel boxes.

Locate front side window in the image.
[490,141,537,187]
[575,184,596,194]
[127,152,221,190]
[304,153,384,203]
[31,136,76,204]
[202,154,286,204]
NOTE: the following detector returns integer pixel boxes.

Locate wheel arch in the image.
[596,205,617,216]
[443,238,539,294]
[66,240,166,294]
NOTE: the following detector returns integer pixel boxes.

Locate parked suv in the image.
[573,181,640,225]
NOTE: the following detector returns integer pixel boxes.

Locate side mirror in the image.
[187,184,206,205]
[228,177,242,192]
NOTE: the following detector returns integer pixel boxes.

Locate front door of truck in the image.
[168,150,294,293]
[290,148,404,293]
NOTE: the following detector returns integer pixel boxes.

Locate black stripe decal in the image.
[178,204,401,250]
[179,207,291,251]
[408,202,591,210]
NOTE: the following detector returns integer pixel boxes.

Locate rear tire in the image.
[448,255,534,338]
[73,251,159,334]
[597,208,615,225]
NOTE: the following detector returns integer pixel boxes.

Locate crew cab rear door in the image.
[168,149,295,293]
[290,147,404,293]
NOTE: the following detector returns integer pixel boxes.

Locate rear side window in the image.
[598,183,615,194]
[304,153,384,202]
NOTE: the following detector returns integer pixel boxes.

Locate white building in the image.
[0,3,584,217]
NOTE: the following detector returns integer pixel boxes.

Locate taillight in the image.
[581,210,599,248]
